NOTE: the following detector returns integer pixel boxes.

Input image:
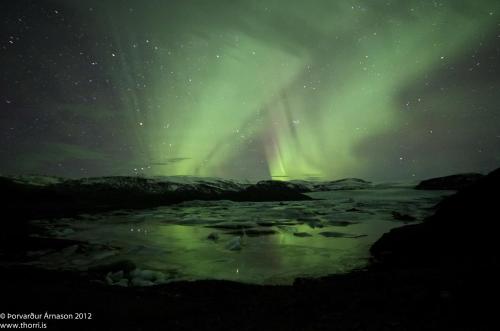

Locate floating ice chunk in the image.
[131,278,155,286]
[105,275,113,285]
[115,279,129,287]
[105,270,127,286]
[226,236,242,251]
[54,228,75,236]
[107,270,124,283]
[130,269,167,283]
[91,250,117,261]
[60,245,79,257]
[105,268,168,287]
[277,225,298,233]
[207,232,219,241]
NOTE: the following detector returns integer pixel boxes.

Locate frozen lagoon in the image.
[27,186,452,285]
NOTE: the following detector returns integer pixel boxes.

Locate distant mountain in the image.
[415,173,484,190]
[1,175,315,222]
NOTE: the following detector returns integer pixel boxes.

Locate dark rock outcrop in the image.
[371,168,499,267]
[291,178,372,191]
[415,173,484,190]
[229,180,312,201]
[315,178,372,191]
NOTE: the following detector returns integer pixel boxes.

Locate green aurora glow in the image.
[3,0,500,180]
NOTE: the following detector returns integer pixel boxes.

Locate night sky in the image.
[1,0,500,181]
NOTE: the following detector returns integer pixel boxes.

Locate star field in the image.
[1,0,499,180]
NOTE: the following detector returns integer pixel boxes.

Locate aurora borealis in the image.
[1,0,500,180]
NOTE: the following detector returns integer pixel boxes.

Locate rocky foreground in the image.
[1,171,498,330]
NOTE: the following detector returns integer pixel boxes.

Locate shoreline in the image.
[1,170,497,330]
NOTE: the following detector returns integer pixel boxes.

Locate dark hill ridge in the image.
[1,175,375,222]
[415,172,484,190]
[0,175,311,222]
